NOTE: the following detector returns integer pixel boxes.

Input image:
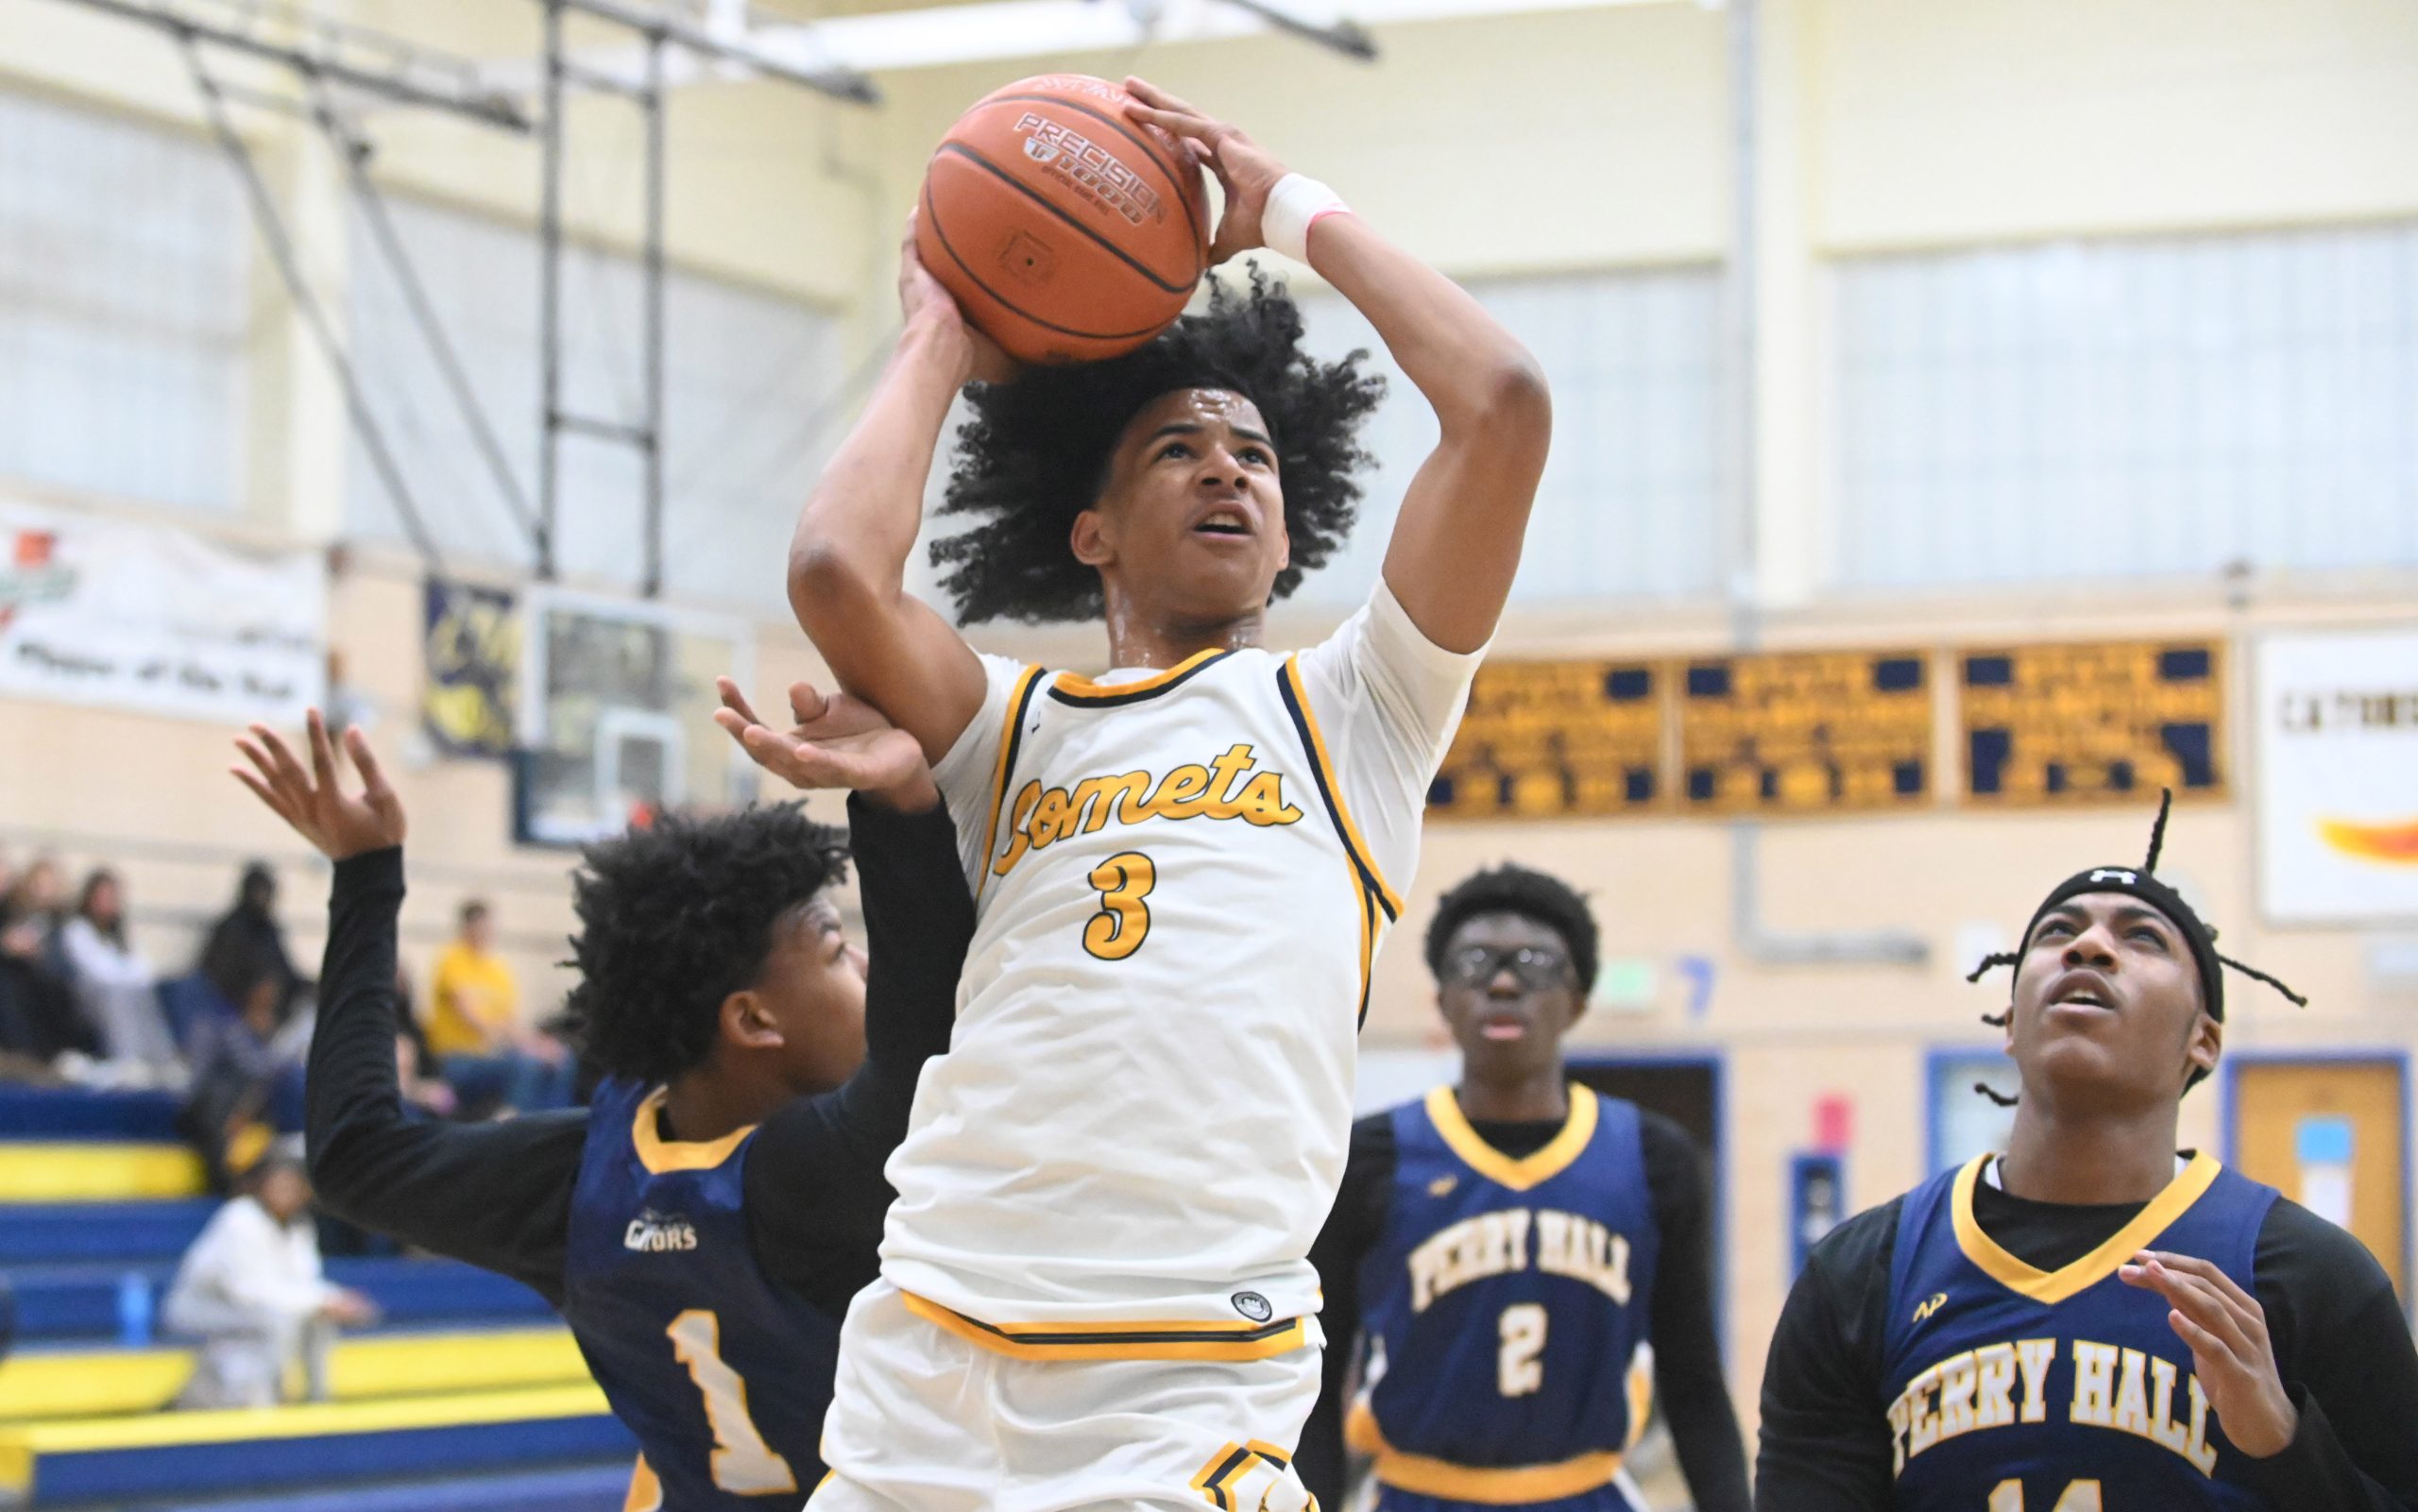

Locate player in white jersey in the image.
[731,77,1552,1511]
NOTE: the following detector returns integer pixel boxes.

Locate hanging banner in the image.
[1429,658,1665,819]
[1677,650,1933,814]
[2256,627,2418,926]
[423,578,519,758]
[0,498,324,724]
[1959,640,2225,805]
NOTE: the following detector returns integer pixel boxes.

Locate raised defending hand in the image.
[2119,1249,2298,1456]
[1120,76,1290,265]
[714,676,940,813]
[231,709,407,861]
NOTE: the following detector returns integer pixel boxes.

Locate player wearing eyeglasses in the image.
[1298,863,1749,1512]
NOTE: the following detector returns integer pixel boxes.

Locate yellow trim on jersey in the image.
[1424,1084,1599,1193]
[630,1087,753,1175]
[1051,647,1227,702]
[899,1292,1314,1362]
[1950,1150,2222,1305]
[622,1454,663,1512]
[977,664,1047,902]
[1353,1410,1622,1505]
[1625,1348,1655,1452]
[1279,656,1404,919]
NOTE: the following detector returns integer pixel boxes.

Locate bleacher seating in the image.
[0,1086,632,1509]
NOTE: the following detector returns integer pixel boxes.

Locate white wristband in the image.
[1260,173,1349,264]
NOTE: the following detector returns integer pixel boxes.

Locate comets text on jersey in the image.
[991,743,1303,877]
[1889,1337,2221,1479]
[1406,1207,1634,1313]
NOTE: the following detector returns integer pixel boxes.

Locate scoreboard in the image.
[1428,659,1664,819]
[1677,651,1933,814]
[1960,640,2225,804]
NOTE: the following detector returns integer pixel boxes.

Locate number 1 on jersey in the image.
[667,1310,796,1495]
[1083,851,1155,960]
[1989,1482,2102,1512]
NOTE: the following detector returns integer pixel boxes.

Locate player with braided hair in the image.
[773,74,1552,1512]
[1755,793,2418,1512]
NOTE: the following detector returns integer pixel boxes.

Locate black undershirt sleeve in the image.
[1753,1198,1905,1512]
[742,795,976,1319]
[303,847,585,1305]
[2235,1198,2418,1512]
[1299,1112,1395,1512]
[1636,1111,1752,1512]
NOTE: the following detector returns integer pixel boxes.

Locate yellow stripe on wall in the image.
[0,1329,587,1422]
[0,1144,206,1201]
[0,1383,611,1454]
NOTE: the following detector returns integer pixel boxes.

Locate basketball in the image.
[916,74,1210,365]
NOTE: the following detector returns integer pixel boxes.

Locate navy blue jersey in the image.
[1882,1153,2280,1511]
[561,1079,841,1510]
[1351,1086,1660,1508]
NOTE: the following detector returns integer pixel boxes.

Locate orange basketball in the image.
[917,75,1211,365]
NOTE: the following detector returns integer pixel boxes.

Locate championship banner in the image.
[2256,628,2418,926]
[422,578,518,758]
[0,498,324,724]
[1677,650,1933,814]
[1959,640,2224,806]
[1429,659,1664,819]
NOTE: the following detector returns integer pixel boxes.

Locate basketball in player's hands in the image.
[916,74,1211,365]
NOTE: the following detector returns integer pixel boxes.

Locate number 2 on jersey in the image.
[1083,851,1155,960]
[1989,1482,2102,1512]
[1498,1302,1546,1397]
[667,1310,796,1494]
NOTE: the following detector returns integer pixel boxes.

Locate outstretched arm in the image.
[1125,79,1551,654]
[786,229,1003,763]
[237,714,583,1303]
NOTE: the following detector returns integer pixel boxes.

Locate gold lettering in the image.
[992,782,1042,876]
[2015,1339,2055,1423]
[2112,1347,2152,1436]
[1503,1208,1532,1271]
[1974,1343,2018,1430]
[1936,1351,1978,1440]
[1207,743,1257,811]
[2184,1375,2219,1476]
[1151,764,1213,818]
[1907,1364,1943,1456]
[1029,788,1074,850]
[2069,1341,2119,1428]
[1887,1391,1913,1473]
[1072,772,1151,833]
[1235,770,1303,825]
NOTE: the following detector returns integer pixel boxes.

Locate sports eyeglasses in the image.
[1443,944,1575,991]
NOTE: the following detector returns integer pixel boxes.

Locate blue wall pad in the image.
[155,1461,633,1512]
[0,1202,216,1265]
[0,1088,183,1141]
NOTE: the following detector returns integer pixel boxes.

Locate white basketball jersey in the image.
[881,584,1480,1359]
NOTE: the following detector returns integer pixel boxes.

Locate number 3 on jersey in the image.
[1990,1483,2102,1512]
[1083,852,1155,960]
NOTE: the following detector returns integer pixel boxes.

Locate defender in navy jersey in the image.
[1758,796,2418,1512]
[238,692,972,1510]
[1303,865,1748,1512]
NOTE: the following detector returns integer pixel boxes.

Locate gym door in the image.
[2230,1058,2407,1295]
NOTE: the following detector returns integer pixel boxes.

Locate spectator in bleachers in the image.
[161,1148,378,1408]
[197,861,303,1019]
[185,948,310,1188]
[0,854,91,1071]
[425,900,573,1115]
[57,868,184,1089]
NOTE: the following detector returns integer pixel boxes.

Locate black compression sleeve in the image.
[1298,1113,1395,1512]
[2238,1199,2418,1512]
[1753,1198,1903,1512]
[744,794,976,1319]
[304,848,583,1303]
[1637,1113,1750,1512]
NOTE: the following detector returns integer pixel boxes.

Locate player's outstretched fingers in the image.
[788,680,830,727]
[715,675,766,731]
[230,760,293,824]
[305,708,338,791]
[251,722,313,795]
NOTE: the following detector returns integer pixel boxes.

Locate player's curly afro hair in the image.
[558,805,849,1086]
[929,266,1387,625]
[1423,862,1601,994]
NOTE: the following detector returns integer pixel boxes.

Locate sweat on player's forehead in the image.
[1117,388,1269,452]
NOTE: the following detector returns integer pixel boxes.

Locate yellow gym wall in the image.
[4,0,2417,1440]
